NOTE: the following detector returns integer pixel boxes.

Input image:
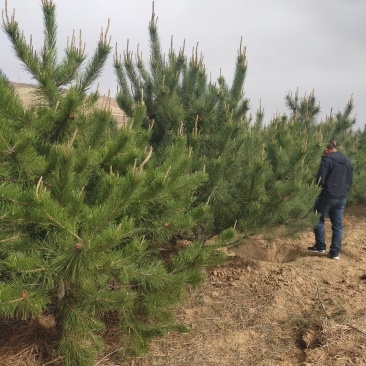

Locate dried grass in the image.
[0,319,60,366]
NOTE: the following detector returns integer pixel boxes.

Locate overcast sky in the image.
[1,0,365,128]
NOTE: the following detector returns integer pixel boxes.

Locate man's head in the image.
[324,141,337,155]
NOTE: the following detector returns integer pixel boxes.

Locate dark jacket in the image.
[316,152,353,199]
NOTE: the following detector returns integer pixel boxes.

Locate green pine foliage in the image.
[114,4,249,151]
[113,5,364,237]
[328,99,366,205]
[351,126,366,204]
[2,1,366,365]
[0,2,226,365]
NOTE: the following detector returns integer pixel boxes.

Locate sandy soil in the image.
[104,204,365,366]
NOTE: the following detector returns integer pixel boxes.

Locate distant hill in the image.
[11,82,127,126]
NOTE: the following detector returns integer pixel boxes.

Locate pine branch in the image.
[78,20,111,92]
[41,0,57,72]
[2,1,41,78]
[138,146,153,173]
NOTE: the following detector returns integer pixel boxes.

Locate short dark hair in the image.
[326,141,336,149]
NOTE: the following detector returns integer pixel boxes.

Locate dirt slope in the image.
[113,205,366,366]
[9,82,128,125]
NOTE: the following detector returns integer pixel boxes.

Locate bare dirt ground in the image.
[110,204,366,366]
[2,84,366,365]
[1,205,366,366]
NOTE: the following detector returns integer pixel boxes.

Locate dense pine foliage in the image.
[114,4,366,235]
[1,1,366,365]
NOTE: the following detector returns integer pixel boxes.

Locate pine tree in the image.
[0,2,225,365]
[351,124,366,203]
[113,3,327,236]
[114,3,253,233]
[114,1,364,237]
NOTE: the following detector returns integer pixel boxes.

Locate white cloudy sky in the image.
[1,0,365,128]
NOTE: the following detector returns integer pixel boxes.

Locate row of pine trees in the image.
[1,1,366,365]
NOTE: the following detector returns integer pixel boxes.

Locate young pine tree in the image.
[113,4,326,236]
[114,4,255,234]
[0,2,225,365]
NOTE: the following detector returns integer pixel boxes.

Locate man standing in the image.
[307,141,353,259]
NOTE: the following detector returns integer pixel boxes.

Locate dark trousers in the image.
[313,194,346,256]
